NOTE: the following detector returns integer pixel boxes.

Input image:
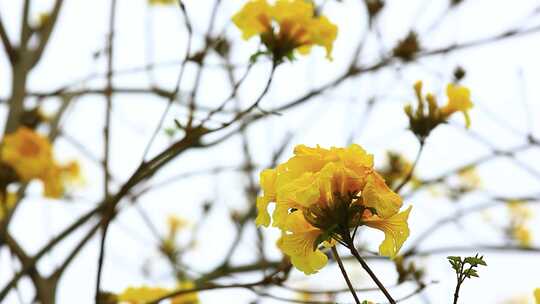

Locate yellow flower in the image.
[257,144,411,274]
[148,0,177,5]
[2,127,53,181]
[441,83,474,128]
[511,224,532,247]
[118,282,199,304]
[232,0,338,60]
[1,127,83,199]
[0,192,18,221]
[405,81,474,140]
[535,288,540,304]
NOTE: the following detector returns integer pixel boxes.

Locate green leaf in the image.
[464,256,487,267]
[447,256,462,263]
[464,268,479,278]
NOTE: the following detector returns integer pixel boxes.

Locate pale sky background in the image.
[1,0,540,303]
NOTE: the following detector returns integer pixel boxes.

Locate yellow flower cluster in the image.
[405,81,474,141]
[535,288,540,304]
[507,200,533,247]
[257,144,411,274]
[232,0,338,61]
[1,127,81,198]
[118,281,199,304]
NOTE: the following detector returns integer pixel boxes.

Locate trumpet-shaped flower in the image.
[232,0,338,61]
[405,81,474,141]
[257,144,411,274]
[441,84,474,128]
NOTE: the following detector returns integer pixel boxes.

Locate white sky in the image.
[1,0,540,303]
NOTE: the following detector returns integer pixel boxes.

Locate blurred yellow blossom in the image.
[1,127,82,199]
[232,0,338,61]
[506,200,534,247]
[2,127,53,181]
[535,288,540,304]
[118,286,170,303]
[257,144,411,274]
[441,84,474,128]
[405,81,474,141]
[511,224,532,247]
[174,281,199,304]
[118,281,198,304]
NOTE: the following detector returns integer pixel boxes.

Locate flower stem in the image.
[331,246,361,304]
[393,140,424,193]
[345,234,396,304]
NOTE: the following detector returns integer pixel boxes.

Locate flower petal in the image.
[276,212,327,274]
[364,206,412,258]
[232,0,272,40]
[442,83,474,128]
[362,172,402,218]
[255,196,272,227]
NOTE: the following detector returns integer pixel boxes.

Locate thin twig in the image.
[95,0,117,300]
[332,246,361,304]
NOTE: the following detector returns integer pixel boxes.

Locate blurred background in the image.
[1,0,540,303]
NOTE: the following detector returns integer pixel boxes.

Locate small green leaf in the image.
[464,268,479,278]
[447,256,462,263]
[464,256,487,267]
